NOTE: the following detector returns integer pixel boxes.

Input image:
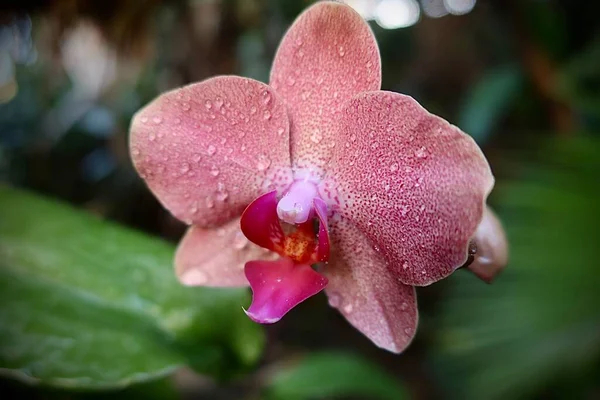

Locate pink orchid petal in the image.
[244,258,328,324]
[468,206,508,283]
[327,91,494,286]
[325,218,418,353]
[174,219,277,287]
[240,191,285,252]
[314,197,330,262]
[270,1,381,171]
[130,76,292,227]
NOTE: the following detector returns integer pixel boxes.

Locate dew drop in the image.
[192,153,202,163]
[250,106,257,115]
[310,130,323,144]
[400,302,408,311]
[338,45,345,57]
[152,116,163,124]
[220,137,227,145]
[185,270,208,285]
[131,147,140,156]
[241,144,247,152]
[207,145,216,156]
[233,232,248,250]
[328,292,342,307]
[263,110,272,120]
[182,102,191,111]
[173,117,181,125]
[277,127,285,136]
[148,132,156,141]
[402,261,409,269]
[286,76,296,86]
[156,163,165,173]
[216,190,229,202]
[390,163,399,172]
[415,146,427,159]
[140,116,149,124]
[210,165,220,177]
[205,197,215,208]
[214,97,224,108]
[256,154,271,171]
[350,134,357,142]
[404,327,412,335]
[262,90,272,105]
[179,162,190,174]
[316,76,324,85]
[343,302,353,313]
[190,203,198,214]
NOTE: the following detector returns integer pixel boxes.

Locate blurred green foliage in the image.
[0,186,264,389]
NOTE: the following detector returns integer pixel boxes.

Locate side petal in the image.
[130,76,292,227]
[467,206,508,283]
[270,1,381,172]
[324,217,418,353]
[244,258,328,324]
[326,91,494,286]
[175,219,277,287]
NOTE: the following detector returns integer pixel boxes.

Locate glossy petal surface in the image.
[324,218,418,353]
[270,1,381,171]
[314,197,330,262]
[468,206,508,283]
[175,219,276,287]
[327,91,494,286]
[130,76,291,227]
[240,191,285,252]
[245,258,328,323]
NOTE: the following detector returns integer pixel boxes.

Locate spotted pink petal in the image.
[240,191,285,252]
[130,76,292,227]
[467,206,508,283]
[327,91,494,286]
[314,197,330,262]
[175,219,277,287]
[270,1,381,172]
[325,218,418,353]
[244,258,328,324]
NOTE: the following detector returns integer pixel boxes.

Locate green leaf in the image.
[458,65,523,144]
[0,186,264,389]
[433,137,600,400]
[266,352,408,400]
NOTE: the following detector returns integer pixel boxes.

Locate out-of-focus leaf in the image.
[433,137,600,400]
[0,186,264,389]
[266,352,408,400]
[458,65,523,144]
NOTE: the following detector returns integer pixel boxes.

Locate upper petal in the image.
[175,219,277,287]
[326,91,494,286]
[130,76,292,227]
[270,1,381,172]
[324,217,418,353]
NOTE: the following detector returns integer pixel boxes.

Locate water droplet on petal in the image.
[192,153,202,163]
[402,261,409,269]
[263,110,272,120]
[241,144,247,152]
[400,302,408,311]
[277,127,285,136]
[415,146,427,159]
[179,162,190,174]
[140,116,149,124]
[210,165,220,177]
[316,76,324,85]
[262,90,272,105]
[185,269,208,284]
[148,132,156,141]
[205,197,215,208]
[256,154,271,171]
[215,97,224,108]
[216,190,229,202]
[338,45,345,57]
[233,232,248,249]
[182,102,191,111]
[390,163,399,172]
[152,116,163,124]
[286,76,296,86]
[404,327,412,335]
[343,302,353,313]
[310,130,322,144]
[207,145,216,156]
[328,292,342,307]
[131,147,140,156]
[250,106,257,115]
[350,134,357,142]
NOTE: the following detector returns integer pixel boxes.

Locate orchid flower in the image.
[129,1,507,353]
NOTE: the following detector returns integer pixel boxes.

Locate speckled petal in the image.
[327,91,494,286]
[244,258,328,323]
[130,76,291,227]
[270,1,381,172]
[324,217,418,353]
[175,219,277,287]
[468,206,508,283]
